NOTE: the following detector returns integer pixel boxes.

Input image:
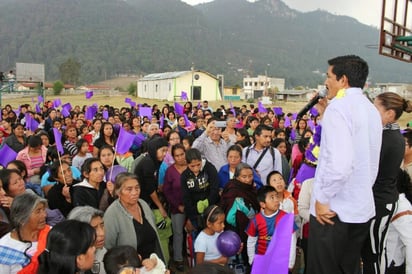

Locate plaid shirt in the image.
[0,245,29,266]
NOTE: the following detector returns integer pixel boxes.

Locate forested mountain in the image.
[0,0,410,87]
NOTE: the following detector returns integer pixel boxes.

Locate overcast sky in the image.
[181,0,383,27]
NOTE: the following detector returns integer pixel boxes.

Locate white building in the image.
[243,75,285,99]
[375,82,412,99]
[137,70,222,101]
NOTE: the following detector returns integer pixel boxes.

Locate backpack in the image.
[245,145,276,170]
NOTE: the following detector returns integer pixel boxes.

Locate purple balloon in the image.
[105,165,127,183]
[216,230,241,257]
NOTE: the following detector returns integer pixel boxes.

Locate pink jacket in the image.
[16,146,47,177]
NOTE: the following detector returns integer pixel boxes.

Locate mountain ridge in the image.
[0,0,410,87]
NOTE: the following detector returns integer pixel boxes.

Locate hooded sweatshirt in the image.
[134,136,168,206]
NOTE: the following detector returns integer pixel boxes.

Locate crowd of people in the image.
[0,55,410,274]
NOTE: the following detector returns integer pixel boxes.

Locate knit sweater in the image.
[104,199,165,261]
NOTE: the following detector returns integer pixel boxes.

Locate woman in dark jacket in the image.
[219,163,260,266]
[134,136,169,218]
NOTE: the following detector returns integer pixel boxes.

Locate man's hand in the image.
[315,200,336,225]
[205,120,216,136]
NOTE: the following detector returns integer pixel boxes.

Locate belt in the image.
[391,210,412,222]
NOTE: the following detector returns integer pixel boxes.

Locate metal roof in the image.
[140,71,190,81]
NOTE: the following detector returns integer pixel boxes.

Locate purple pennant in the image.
[183,114,191,127]
[85,90,94,99]
[273,107,283,116]
[129,101,136,108]
[295,163,316,184]
[53,98,62,108]
[251,213,294,274]
[230,102,236,116]
[307,119,315,131]
[310,107,319,117]
[85,105,97,121]
[159,115,164,129]
[174,102,184,115]
[0,144,18,167]
[102,110,109,120]
[181,91,188,101]
[53,128,64,155]
[284,116,291,127]
[139,106,152,120]
[116,127,135,154]
[61,103,72,118]
[133,132,146,148]
[258,101,267,113]
[35,104,41,114]
[25,113,39,131]
[38,95,44,103]
[290,128,296,141]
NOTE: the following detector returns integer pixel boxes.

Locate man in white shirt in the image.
[307,55,382,274]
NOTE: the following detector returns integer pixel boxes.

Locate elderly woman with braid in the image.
[0,192,50,274]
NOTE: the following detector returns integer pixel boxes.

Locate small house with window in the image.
[137,70,222,101]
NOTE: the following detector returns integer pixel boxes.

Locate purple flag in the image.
[310,107,319,117]
[258,101,267,113]
[25,113,39,132]
[290,128,296,141]
[133,132,146,148]
[129,101,136,108]
[183,114,191,127]
[292,113,298,120]
[53,98,62,108]
[85,90,94,99]
[181,91,188,101]
[159,115,164,129]
[284,116,291,127]
[116,127,135,154]
[61,103,72,118]
[251,213,294,274]
[53,128,64,155]
[85,105,97,121]
[103,110,109,120]
[174,102,184,115]
[197,101,201,109]
[230,102,236,116]
[35,104,41,114]
[125,98,132,103]
[0,144,18,167]
[307,119,315,131]
[273,107,283,116]
[38,95,44,103]
[14,109,20,118]
[139,107,152,120]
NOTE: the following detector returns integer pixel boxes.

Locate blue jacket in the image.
[217,164,263,189]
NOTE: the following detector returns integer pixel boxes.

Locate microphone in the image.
[297,89,328,118]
